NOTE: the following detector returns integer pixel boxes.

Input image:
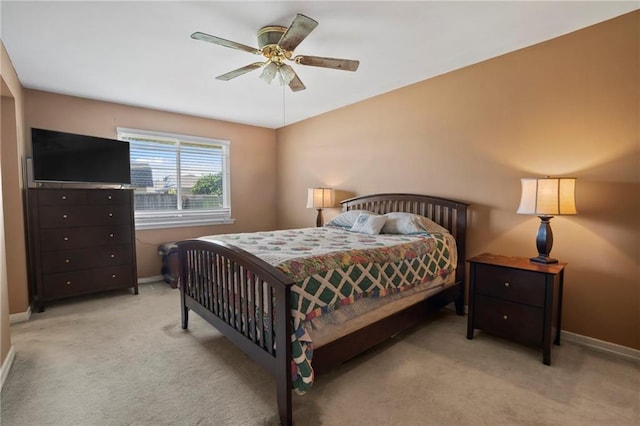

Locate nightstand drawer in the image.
[475,295,543,345]
[475,263,545,307]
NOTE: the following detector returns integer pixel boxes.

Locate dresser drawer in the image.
[475,295,543,345]
[40,225,133,251]
[37,189,87,205]
[42,265,135,299]
[86,190,131,205]
[41,245,133,273]
[38,204,133,228]
[475,263,545,307]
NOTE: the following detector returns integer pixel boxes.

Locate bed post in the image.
[180,290,189,329]
[454,202,468,316]
[179,247,189,329]
[275,282,293,425]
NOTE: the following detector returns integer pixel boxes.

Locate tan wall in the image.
[1,41,27,372]
[277,12,640,349]
[0,145,9,379]
[2,94,29,316]
[24,90,278,279]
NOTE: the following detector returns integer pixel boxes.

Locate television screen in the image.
[31,128,131,185]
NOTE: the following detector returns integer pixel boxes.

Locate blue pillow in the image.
[325,210,376,229]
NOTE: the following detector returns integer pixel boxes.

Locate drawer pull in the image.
[108,213,113,217]
[108,195,112,200]
[112,274,117,278]
[109,233,114,238]
[63,237,69,241]
[66,281,71,285]
[504,282,510,288]
[503,315,509,320]
[110,254,115,259]
[61,195,67,200]
[65,259,70,263]
[62,214,68,219]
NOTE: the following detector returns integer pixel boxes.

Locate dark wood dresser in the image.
[466,253,566,365]
[27,188,138,311]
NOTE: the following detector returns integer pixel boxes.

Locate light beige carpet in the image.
[1,282,638,425]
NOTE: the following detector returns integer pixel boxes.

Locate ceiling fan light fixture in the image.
[259,61,278,84]
[279,64,296,85]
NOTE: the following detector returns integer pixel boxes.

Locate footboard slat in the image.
[214,254,222,316]
[257,277,265,349]
[240,267,248,339]
[249,273,256,341]
[267,283,275,356]
[232,262,239,330]
[221,257,228,322]
[204,251,212,311]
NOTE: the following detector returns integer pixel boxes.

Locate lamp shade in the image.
[306,188,335,209]
[517,177,577,216]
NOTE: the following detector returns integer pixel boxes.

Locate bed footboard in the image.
[177,239,295,426]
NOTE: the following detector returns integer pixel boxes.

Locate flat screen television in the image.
[31,128,131,185]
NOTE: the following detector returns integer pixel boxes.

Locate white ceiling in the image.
[1,1,637,129]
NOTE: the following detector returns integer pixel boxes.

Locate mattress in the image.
[199,226,457,392]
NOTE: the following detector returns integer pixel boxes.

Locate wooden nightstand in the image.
[466,253,566,365]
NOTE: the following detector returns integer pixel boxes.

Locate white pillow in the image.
[381,212,450,235]
[350,213,387,235]
[419,216,450,235]
[325,210,376,229]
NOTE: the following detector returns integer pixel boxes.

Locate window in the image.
[117,127,232,230]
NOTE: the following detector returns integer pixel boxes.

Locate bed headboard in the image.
[341,193,469,283]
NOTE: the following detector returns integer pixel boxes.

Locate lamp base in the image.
[530,255,559,264]
[315,208,324,227]
[530,216,557,264]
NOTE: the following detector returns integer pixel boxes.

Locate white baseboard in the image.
[561,330,640,363]
[9,306,31,324]
[138,275,164,284]
[0,345,16,392]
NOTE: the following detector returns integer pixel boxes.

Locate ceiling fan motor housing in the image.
[257,26,286,49]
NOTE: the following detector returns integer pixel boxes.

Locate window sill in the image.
[135,217,235,231]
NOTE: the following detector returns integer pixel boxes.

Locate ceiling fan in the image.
[191,13,359,92]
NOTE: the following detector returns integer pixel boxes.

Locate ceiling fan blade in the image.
[278,14,318,52]
[215,62,264,81]
[191,32,260,55]
[288,71,306,92]
[295,55,360,72]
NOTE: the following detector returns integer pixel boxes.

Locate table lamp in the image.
[307,188,335,227]
[517,177,577,263]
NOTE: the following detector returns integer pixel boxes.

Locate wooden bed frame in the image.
[178,193,468,425]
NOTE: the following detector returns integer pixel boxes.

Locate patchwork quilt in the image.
[199,226,456,393]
